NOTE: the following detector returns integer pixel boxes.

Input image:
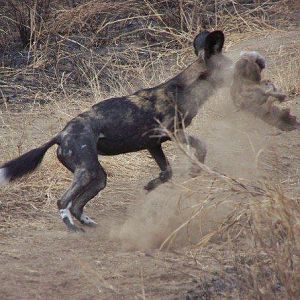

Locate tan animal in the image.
[231,51,299,131]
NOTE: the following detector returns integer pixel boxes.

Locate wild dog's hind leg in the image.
[144,145,172,191]
[177,131,207,177]
[70,165,107,227]
[56,169,88,232]
[57,135,105,231]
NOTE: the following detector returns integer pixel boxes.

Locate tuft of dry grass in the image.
[209,184,300,298]
[271,48,300,97]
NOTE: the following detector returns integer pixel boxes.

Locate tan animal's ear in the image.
[204,31,224,60]
[193,31,210,56]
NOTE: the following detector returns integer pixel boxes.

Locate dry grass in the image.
[271,48,300,97]
[206,184,300,298]
[0,0,294,104]
[139,144,300,297]
[1,1,300,299]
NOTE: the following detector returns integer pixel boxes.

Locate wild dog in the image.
[0,31,233,231]
[231,51,300,131]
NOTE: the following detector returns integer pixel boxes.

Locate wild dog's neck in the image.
[159,57,214,126]
[168,57,214,108]
[171,57,208,88]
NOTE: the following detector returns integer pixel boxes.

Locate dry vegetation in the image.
[1,0,300,299]
[0,0,292,103]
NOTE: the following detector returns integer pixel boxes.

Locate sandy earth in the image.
[1,24,300,299]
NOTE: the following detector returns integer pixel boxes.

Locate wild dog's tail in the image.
[0,136,59,185]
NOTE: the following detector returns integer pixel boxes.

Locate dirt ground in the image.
[1,21,300,300]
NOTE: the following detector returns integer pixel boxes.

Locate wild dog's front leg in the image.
[177,131,207,177]
[144,145,172,191]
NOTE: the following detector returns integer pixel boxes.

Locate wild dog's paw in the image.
[67,223,85,233]
[80,213,97,227]
[60,206,85,232]
[144,178,161,192]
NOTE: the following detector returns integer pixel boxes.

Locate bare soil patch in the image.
[1,9,300,300]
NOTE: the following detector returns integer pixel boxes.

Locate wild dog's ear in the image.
[204,30,225,60]
[193,31,210,56]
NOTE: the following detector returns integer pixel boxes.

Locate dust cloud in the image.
[111,71,279,251]
[110,170,235,251]
[201,88,276,180]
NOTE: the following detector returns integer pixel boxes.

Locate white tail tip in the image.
[0,168,10,185]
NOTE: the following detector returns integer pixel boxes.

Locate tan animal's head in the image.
[234,51,266,82]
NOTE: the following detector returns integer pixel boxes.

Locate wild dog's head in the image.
[194,30,233,87]
[233,51,266,82]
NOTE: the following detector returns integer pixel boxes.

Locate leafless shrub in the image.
[3,0,51,48]
[43,0,292,58]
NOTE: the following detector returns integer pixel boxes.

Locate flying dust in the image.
[111,79,280,250]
